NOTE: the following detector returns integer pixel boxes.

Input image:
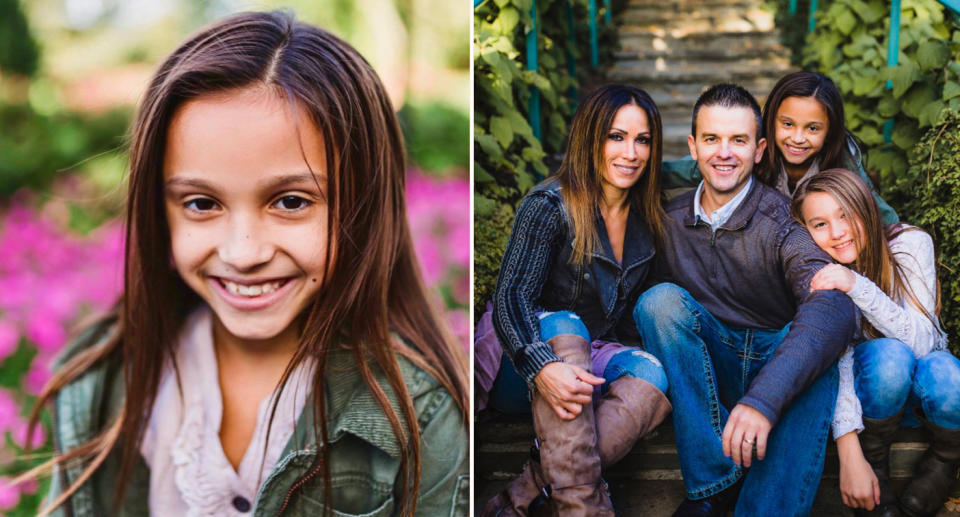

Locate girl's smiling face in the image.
[775,96,829,168]
[163,87,328,346]
[801,191,862,264]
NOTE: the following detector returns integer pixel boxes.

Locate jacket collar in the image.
[588,203,655,271]
[683,177,762,232]
[284,347,413,459]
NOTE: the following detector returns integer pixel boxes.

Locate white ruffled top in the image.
[832,227,948,438]
[139,307,314,516]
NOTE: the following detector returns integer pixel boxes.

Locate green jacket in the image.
[47,320,469,517]
[661,155,900,226]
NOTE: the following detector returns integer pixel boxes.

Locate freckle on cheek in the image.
[312,278,317,283]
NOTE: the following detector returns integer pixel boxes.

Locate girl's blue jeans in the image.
[484,310,667,414]
[854,338,960,429]
[633,283,837,517]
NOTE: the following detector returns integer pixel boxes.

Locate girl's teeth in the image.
[224,280,282,297]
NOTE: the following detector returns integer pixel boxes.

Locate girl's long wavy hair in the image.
[554,84,665,265]
[791,168,941,338]
[759,71,860,187]
[27,11,468,515]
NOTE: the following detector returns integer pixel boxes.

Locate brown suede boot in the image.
[481,350,671,515]
[479,458,549,517]
[595,376,672,465]
[531,334,614,516]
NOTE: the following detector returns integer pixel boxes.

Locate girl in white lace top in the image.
[792,168,960,517]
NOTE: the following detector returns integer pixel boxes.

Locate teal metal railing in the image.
[475,0,612,140]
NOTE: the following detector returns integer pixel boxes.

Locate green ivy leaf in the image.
[857,124,884,146]
[901,83,938,118]
[892,120,921,150]
[475,163,495,184]
[490,116,514,148]
[878,95,900,117]
[916,40,950,71]
[493,0,510,7]
[476,133,504,161]
[918,100,946,128]
[835,10,858,36]
[943,80,960,101]
[495,7,521,34]
[521,146,546,164]
[889,62,920,99]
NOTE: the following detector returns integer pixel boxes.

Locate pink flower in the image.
[445,309,469,351]
[0,319,19,362]
[0,389,18,433]
[0,477,21,510]
[25,313,67,353]
[11,418,46,449]
[24,357,53,396]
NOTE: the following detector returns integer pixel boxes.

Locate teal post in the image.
[884,0,901,143]
[604,0,611,24]
[589,0,598,67]
[528,0,541,140]
[937,0,960,16]
[808,0,818,32]
[789,0,797,15]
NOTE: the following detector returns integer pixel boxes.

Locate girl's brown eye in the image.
[185,198,218,211]
[274,195,311,211]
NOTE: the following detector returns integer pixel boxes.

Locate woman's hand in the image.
[533,362,605,420]
[811,264,856,293]
[837,432,880,510]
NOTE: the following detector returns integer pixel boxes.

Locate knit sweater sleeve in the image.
[492,193,565,385]
[846,228,946,358]
[832,346,864,439]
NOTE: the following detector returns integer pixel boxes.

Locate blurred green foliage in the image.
[399,100,469,172]
[0,0,39,76]
[0,104,129,198]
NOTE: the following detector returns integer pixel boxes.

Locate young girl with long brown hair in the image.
[25,11,468,516]
[792,168,959,517]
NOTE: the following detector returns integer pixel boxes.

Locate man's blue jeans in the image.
[855,338,960,429]
[634,283,837,516]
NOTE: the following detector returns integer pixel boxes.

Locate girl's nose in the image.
[217,216,275,271]
[830,220,848,240]
[624,141,637,159]
[792,127,805,143]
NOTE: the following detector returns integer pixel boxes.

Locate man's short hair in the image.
[691,83,763,140]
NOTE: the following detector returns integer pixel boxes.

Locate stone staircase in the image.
[606,0,795,159]
[474,413,960,515]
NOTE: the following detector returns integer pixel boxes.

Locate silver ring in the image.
[743,437,756,445]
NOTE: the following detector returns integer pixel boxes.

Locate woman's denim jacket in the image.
[492,179,656,385]
[47,319,468,516]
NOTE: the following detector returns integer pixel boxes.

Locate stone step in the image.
[619,4,775,33]
[616,31,787,61]
[475,415,960,515]
[476,478,960,515]
[607,60,792,84]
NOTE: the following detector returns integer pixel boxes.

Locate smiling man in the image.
[632,84,858,516]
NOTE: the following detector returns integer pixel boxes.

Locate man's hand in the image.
[810,264,855,293]
[722,404,772,467]
[533,362,605,420]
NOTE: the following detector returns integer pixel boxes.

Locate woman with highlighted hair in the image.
[476,84,671,516]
